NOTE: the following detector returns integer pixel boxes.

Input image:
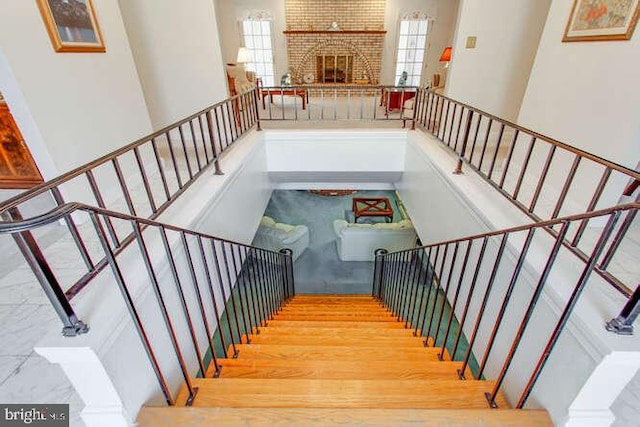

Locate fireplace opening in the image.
[316,55,353,83]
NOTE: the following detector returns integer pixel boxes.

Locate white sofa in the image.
[253,216,309,261]
[333,219,417,261]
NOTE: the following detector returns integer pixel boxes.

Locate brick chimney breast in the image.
[284,0,386,85]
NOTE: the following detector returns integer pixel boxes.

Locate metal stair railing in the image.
[413,90,640,296]
[372,202,639,409]
[0,202,294,406]
[0,88,261,300]
[257,84,419,125]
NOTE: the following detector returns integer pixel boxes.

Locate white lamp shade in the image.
[236,47,253,63]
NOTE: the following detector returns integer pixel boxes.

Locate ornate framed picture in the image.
[563,0,640,41]
[36,0,106,52]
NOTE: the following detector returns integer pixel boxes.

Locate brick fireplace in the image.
[284,0,386,84]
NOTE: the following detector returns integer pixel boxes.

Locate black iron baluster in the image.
[415,246,436,337]
[571,167,611,246]
[529,145,557,213]
[484,221,570,408]
[606,284,640,335]
[439,240,473,361]
[205,110,224,175]
[478,119,493,173]
[177,124,194,180]
[50,187,94,271]
[188,120,203,173]
[454,237,488,372]
[476,229,535,379]
[85,170,120,247]
[158,226,206,376]
[180,232,220,377]
[404,249,423,328]
[459,235,508,377]
[243,246,262,333]
[425,244,449,345]
[89,211,173,404]
[209,240,239,357]
[150,138,172,202]
[433,242,460,348]
[487,124,506,180]
[498,130,520,189]
[196,236,228,359]
[133,146,158,214]
[220,242,248,344]
[225,243,251,344]
[130,219,198,405]
[468,114,482,166]
[197,115,211,164]
[165,131,184,189]
[112,157,137,216]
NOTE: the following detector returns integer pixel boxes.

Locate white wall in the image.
[265,129,405,187]
[118,0,228,129]
[518,0,640,169]
[446,0,551,121]
[0,0,152,177]
[380,0,460,86]
[191,135,273,242]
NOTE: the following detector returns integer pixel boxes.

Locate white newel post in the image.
[563,351,640,427]
[35,346,132,427]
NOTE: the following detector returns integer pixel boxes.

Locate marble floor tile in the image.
[0,353,74,404]
[0,304,57,356]
[0,355,27,385]
[66,390,87,427]
[0,304,17,323]
[0,268,42,305]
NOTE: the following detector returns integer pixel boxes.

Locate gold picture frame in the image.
[563,0,640,41]
[36,0,105,52]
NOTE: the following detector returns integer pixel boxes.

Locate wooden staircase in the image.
[138,295,552,426]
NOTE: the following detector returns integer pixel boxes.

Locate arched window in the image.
[240,12,275,86]
[395,12,430,86]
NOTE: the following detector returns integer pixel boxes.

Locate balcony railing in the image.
[413,90,640,296]
[257,84,418,124]
[0,89,260,300]
[1,85,637,322]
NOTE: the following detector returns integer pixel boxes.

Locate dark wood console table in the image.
[353,197,394,223]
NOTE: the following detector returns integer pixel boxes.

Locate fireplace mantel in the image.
[284,30,386,35]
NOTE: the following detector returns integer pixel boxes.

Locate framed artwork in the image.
[36,0,105,52]
[563,0,640,41]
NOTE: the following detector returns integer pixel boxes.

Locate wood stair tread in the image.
[272,314,398,321]
[140,295,552,425]
[265,320,406,328]
[244,334,428,347]
[231,344,449,361]
[279,307,390,313]
[254,326,418,337]
[138,407,553,427]
[209,358,468,380]
[176,378,509,409]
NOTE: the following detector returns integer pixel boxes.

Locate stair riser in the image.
[264,321,406,329]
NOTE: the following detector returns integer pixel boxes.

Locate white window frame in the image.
[240,19,276,87]
[394,18,429,87]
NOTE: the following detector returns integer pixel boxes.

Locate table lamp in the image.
[439,46,452,68]
[236,47,253,64]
